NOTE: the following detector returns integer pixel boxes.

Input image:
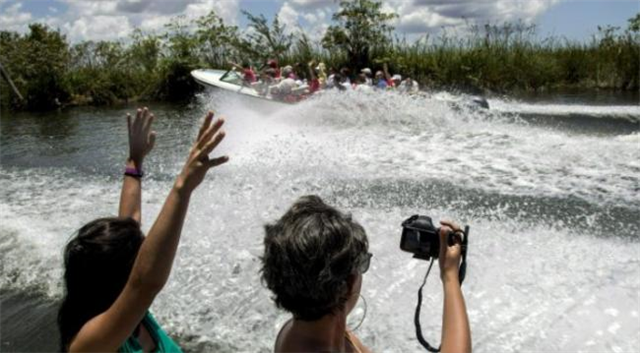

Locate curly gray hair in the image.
[261,195,369,320]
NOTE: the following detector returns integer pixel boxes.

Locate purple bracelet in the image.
[124,166,144,178]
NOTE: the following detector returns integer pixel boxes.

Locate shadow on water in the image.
[0,290,60,352]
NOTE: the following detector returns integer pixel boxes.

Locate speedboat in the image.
[191,68,490,110]
[191,69,296,107]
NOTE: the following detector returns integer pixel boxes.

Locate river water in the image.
[1,90,639,352]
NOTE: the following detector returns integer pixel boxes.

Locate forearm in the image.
[129,183,191,292]
[118,159,142,222]
[441,280,471,353]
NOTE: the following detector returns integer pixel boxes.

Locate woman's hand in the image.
[175,111,228,193]
[127,107,156,168]
[438,220,463,284]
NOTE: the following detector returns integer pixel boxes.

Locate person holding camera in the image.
[261,195,471,353]
[57,108,228,352]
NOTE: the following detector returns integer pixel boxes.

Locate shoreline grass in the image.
[1,11,638,111]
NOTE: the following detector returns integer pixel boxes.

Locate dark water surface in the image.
[1,91,639,352]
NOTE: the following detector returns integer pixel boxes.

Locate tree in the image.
[195,11,239,67]
[322,0,396,69]
[237,11,293,64]
[628,13,640,33]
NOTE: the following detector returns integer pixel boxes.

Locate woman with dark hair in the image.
[58,108,228,352]
[261,196,471,353]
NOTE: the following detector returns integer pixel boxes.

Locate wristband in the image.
[124,166,144,178]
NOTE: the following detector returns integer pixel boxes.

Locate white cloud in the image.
[278,2,300,32]
[391,0,563,34]
[63,15,134,42]
[0,2,33,33]
[290,0,328,10]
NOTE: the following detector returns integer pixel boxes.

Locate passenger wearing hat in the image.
[391,74,402,88]
[360,68,373,85]
[282,65,296,80]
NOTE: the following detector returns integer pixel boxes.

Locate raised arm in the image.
[118,108,156,222]
[70,111,228,352]
[438,220,472,353]
[383,63,392,82]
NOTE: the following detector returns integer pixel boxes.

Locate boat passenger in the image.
[380,62,400,89]
[327,67,337,89]
[354,74,373,92]
[229,61,256,84]
[399,77,420,94]
[58,108,229,352]
[307,61,321,94]
[374,70,388,89]
[360,68,373,85]
[340,67,352,86]
[261,195,472,353]
[282,65,296,80]
[316,62,328,88]
[270,77,298,100]
[390,74,402,89]
[253,70,274,96]
[267,59,281,79]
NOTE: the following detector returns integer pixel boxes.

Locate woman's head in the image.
[58,217,144,351]
[261,195,369,321]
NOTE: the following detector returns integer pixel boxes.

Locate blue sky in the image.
[0,0,638,43]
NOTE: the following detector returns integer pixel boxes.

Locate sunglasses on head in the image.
[357,252,373,274]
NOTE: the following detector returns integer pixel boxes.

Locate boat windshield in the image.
[220,70,244,86]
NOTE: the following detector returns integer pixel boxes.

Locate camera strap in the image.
[414,258,441,352]
[414,230,468,352]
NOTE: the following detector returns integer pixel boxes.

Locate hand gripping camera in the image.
[400,215,470,352]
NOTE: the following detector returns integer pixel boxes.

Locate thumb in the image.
[206,156,229,169]
[147,131,156,152]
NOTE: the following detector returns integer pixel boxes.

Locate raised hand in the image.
[438,220,463,283]
[175,111,228,193]
[127,107,156,167]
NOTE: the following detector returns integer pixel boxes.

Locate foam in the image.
[1,90,638,351]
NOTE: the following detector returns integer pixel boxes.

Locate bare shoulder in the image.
[347,330,372,353]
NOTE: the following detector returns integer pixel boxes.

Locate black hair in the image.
[261,195,368,321]
[57,217,144,352]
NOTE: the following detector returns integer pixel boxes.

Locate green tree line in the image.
[1,0,638,111]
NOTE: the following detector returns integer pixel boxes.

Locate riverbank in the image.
[1,8,638,112]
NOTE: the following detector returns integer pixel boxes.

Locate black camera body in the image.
[400,215,441,260]
[400,215,469,261]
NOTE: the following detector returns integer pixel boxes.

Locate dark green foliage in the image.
[1,24,71,110]
[1,9,638,111]
[322,0,396,69]
[236,11,293,64]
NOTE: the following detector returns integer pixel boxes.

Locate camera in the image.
[400,215,470,352]
[400,215,469,261]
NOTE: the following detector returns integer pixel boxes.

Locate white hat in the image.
[391,74,402,81]
[361,68,372,75]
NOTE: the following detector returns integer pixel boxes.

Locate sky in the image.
[0,0,638,43]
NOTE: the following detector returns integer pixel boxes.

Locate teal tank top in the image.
[118,312,182,353]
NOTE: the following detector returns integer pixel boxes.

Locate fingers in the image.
[143,112,154,134]
[440,220,461,232]
[206,156,229,169]
[197,117,224,150]
[200,130,226,157]
[197,111,214,140]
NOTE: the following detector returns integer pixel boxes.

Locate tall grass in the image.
[1,14,638,111]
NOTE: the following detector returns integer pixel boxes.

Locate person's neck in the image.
[290,313,348,351]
